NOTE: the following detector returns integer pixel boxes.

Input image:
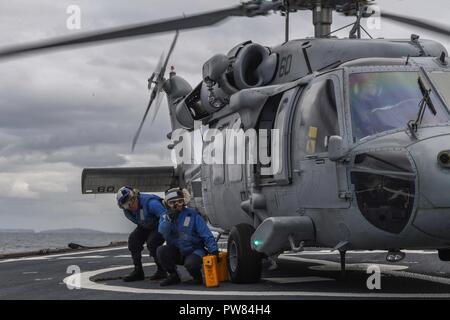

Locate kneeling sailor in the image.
[157,188,219,286]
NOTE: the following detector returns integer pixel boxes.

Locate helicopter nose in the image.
[408,135,450,239]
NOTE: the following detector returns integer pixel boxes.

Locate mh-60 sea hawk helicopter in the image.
[2,0,450,283]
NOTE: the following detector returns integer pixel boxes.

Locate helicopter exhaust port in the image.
[250,216,315,256]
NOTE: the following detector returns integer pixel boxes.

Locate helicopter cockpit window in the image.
[297,79,339,157]
[349,72,450,141]
[351,150,416,234]
[429,71,450,108]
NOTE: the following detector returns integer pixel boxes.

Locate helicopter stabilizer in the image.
[81,166,178,194]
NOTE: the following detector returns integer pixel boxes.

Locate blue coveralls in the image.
[157,207,218,278]
[123,193,167,271]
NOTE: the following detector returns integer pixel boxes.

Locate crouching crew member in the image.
[157,188,219,286]
[116,186,167,282]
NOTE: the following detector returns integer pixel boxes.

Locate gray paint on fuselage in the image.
[196,42,450,251]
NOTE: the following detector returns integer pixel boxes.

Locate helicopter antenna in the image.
[323,21,355,37]
[359,24,373,39]
[349,2,374,39]
[349,1,361,38]
[324,1,374,39]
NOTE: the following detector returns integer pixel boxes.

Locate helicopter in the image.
[1,0,450,284]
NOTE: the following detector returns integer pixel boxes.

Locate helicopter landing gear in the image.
[438,249,450,261]
[339,250,346,278]
[227,223,263,284]
[334,241,349,278]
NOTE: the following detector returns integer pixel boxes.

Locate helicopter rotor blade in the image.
[133,31,178,151]
[150,31,178,122]
[131,85,160,152]
[381,11,450,39]
[149,52,165,89]
[0,1,281,60]
[154,52,165,77]
[150,87,165,124]
[159,31,179,78]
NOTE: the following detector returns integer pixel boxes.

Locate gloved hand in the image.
[166,208,179,222]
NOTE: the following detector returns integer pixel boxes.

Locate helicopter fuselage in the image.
[168,38,450,254]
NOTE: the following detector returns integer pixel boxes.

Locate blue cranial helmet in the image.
[116,186,135,207]
[164,187,185,203]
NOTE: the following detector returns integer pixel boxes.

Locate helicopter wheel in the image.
[227,223,263,283]
[438,249,450,261]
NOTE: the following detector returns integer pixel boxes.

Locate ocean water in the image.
[0,232,128,254]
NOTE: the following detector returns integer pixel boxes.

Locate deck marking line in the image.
[0,246,127,264]
[63,257,450,298]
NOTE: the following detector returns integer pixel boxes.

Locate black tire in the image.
[438,249,450,261]
[227,223,262,283]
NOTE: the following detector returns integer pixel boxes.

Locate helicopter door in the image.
[201,117,228,227]
[225,114,246,193]
[225,114,252,221]
[292,75,350,209]
[201,114,253,229]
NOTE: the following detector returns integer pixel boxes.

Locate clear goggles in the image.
[166,199,185,207]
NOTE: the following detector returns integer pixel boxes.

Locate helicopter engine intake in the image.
[200,41,278,113]
[231,42,278,89]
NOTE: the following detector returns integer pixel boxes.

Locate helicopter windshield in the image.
[349,71,450,141]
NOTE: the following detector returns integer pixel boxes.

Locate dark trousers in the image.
[128,225,165,272]
[157,244,203,279]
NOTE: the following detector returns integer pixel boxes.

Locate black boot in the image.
[123,266,145,282]
[149,269,167,281]
[160,272,181,286]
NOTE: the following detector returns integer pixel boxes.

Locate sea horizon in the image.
[0,230,128,255]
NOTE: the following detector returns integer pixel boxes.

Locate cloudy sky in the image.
[0,0,448,233]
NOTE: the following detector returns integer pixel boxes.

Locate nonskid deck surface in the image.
[1,241,450,299]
